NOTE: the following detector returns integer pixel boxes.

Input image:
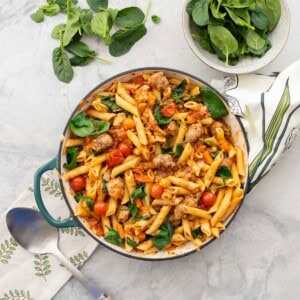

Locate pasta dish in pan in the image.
[62,71,246,254]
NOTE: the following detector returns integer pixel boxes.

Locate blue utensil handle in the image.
[34,157,79,228]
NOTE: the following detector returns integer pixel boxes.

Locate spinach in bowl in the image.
[187,0,281,65]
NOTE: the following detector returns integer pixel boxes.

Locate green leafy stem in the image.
[41,176,63,199]
[0,238,18,265]
[0,290,33,300]
[60,251,89,269]
[34,254,52,281]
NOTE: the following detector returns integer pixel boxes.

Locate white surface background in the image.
[1,0,300,299]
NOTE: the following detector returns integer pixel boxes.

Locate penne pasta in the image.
[63,71,246,253]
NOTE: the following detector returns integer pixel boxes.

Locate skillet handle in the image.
[34,157,79,228]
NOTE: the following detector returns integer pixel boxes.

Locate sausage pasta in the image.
[62,72,246,254]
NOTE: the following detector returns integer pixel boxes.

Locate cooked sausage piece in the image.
[174,205,185,220]
[117,205,130,223]
[166,121,178,137]
[148,72,169,91]
[185,123,203,143]
[91,133,113,152]
[211,121,224,136]
[153,154,175,170]
[106,177,125,199]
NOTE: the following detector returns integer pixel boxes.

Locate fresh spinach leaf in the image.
[69,112,94,137]
[154,104,173,125]
[192,29,215,54]
[265,0,281,32]
[201,87,228,119]
[186,0,200,15]
[80,9,94,35]
[87,0,108,12]
[208,25,238,65]
[109,24,147,57]
[171,79,188,102]
[115,7,145,27]
[70,55,94,66]
[65,40,95,58]
[152,221,174,250]
[91,11,112,45]
[104,227,123,247]
[245,30,266,51]
[210,2,226,19]
[89,120,110,137]
[128,202,138,219]
[63,147,78,169]
[39,4,60,16]
[62,1,80,46]
[250,6,268,31]
[221,0,252,9]
[131,185,147,200]
[192,0,210,26]
[51,23,66,39]
[54,0,78,13]
[216,165,232,183]
[52,46,74,83]
[191,226,202,239]
[126,237,138,248]
[225,7,254,30]
[30,9,44,23]
[151,15,161,24]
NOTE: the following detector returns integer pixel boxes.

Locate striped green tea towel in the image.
[212,60,300,192]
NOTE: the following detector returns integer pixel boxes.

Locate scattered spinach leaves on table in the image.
[151,15,161,24]
[30,0,153,82]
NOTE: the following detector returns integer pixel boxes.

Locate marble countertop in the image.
[1,0,300,299]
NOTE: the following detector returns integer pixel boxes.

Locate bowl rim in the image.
[182,0,291,74]
[57,67,250,261]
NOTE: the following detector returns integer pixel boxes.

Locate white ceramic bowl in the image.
[182,0,290,74]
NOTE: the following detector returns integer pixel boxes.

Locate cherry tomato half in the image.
[108,149,124,167]
[69,175,86,192]
[160,103,177,117]
[201,191,217,207]
[117,141,133,158]
[150,183,164,199]
[94,201,108,216]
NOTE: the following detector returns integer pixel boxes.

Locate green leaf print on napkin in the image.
[60,251,89,269]
[0,290,33,300]
[0,238,18,264]
[57,217,86,236]
[41,176,63,199]
[34,254,51,281]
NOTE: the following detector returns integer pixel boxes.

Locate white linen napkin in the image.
[0,172,98,300]
[0,60,299,300]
